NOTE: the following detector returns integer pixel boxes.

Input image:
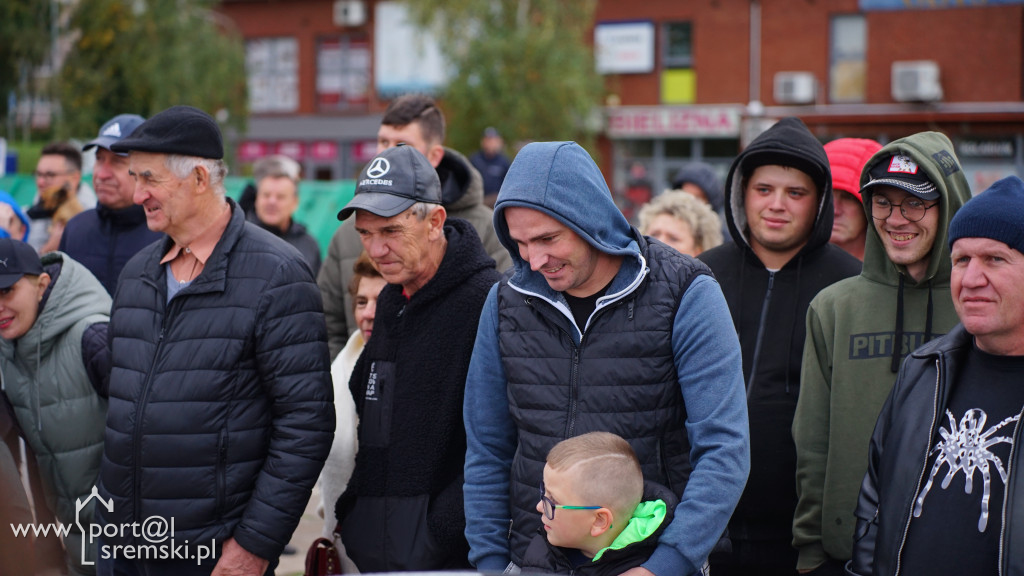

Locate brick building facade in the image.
[219,0,1024,202]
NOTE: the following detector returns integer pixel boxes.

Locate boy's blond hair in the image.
[547,432,643,519]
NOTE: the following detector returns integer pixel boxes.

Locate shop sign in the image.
[275,141,306,160]
[606,106,742,138]
[595,21,655,74]
[957,138,1015,159]
[351,140,378,163]
[237,141,269,162]
[310,141,339,161]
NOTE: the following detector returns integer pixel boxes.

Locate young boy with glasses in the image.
[520,432,679,575]
[793,132,973,575]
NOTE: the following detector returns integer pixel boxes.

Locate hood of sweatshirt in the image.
[858,131,971,287]
[438,146,485,212]
[672,161,725,213]
[493,141,644,299]
[722,117,835,265]
[592,480,679,562]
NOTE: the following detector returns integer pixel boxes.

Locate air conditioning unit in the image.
[892,61,943,102]
[774,72,817,105]
[334,0,367,27]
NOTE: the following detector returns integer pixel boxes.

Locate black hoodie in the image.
[698,118,861,550]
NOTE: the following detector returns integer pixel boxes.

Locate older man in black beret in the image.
[95,105,334,575]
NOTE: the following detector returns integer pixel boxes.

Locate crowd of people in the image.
[2,95,1023,576]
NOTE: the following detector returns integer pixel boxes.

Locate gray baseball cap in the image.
[82,114,146,154]
[338,144,442,221]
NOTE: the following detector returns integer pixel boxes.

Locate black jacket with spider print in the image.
[850,324,1024,576]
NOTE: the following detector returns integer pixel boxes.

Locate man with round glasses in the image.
[792,132,972,575]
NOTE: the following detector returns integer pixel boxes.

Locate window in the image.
[663,22,693,68]
[317,36,370,111]
[246,37,298,113]
[830,15,866,103]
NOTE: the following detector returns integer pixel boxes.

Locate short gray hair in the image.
[164,154,228,196]
[254,155,300,186]
[408,202,440,221]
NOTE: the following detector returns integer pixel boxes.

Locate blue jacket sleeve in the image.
[463,284,517,572]
[643,274,751,576]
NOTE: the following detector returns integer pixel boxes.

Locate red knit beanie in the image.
[824,138,883,203]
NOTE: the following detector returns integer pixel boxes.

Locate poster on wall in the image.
[374,1,449,97]
[595,21,655,75]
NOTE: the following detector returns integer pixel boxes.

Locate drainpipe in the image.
[749,0,761,105]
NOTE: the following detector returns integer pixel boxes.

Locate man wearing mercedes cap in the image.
[333,144,500,572]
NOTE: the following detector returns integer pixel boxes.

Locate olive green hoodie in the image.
[791,132,972,569]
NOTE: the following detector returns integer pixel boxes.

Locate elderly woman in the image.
[318,252,385,572]
[0,239,110,575]
[638,190,724,256]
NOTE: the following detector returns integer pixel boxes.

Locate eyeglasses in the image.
[33,170,72,180]
[538,481,601,521]
[870,196,938,222]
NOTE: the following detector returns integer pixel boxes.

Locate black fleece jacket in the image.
[336,218,499,571]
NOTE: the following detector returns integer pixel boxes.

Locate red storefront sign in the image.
[606,106,742,138]
[351,140,378,163]
[237,141,269,162]
[274,141,306,160]
[309,141,339,161]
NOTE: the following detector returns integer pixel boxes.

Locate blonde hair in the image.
[638,191,724,253]
[547,432,643,519]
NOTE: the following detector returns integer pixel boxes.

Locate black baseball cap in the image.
[338,144,442,221]
[0,238,44,289]
[861,154,939,201]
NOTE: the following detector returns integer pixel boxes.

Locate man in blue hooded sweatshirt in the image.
[464,141,750,576]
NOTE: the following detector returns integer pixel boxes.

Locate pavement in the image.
[275,484,326,576]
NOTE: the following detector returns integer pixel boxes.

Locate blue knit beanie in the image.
[948,175,1024,254]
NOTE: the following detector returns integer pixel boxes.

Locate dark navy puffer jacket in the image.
[499,235,707,560]
[59,204,164,296]
[98,201,334,563]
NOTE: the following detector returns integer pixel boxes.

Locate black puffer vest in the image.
[498,236,708,562]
